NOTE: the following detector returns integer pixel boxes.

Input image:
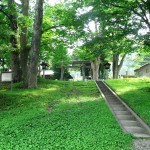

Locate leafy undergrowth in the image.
[0,79,132,149]
[106,77,150,125]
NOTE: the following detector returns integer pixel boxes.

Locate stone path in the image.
[96,81,150,138]
[133,139,150,150]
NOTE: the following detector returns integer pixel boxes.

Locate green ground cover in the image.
[106,78,150,125]
[0,79,132,149]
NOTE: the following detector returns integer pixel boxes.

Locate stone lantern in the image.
[104,62,111,79]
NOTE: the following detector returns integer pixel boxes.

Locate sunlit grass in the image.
[0,79,132,149]
[106,77,150,125]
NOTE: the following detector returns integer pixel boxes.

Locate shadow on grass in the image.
[0,90,132,149]
[0,80,99,111]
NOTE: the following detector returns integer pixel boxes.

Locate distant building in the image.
[40,70,54,79]
[134,63,150,78]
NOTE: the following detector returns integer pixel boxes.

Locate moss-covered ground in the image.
[0,79,132,149]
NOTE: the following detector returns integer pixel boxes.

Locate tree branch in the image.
[141,0,147,5]
[118,53,126,70]
[0,4,18,30]
[135,0,146,16]
[135,0,149,25]
[110,3,126,9]
[0,7,12,21]
[132,8,150,28]
[42,24,64,34]
[110,1,150,29]
[14,2,22,7]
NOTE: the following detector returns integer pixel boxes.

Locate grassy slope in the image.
[106,78,150,125]
[0,79,132,149]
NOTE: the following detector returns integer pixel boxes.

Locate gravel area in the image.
[133,139,150,150]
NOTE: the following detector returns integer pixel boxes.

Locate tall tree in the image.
[20,0,29,87]
[7,0,21,81]
[72,0,144,79]
[28,0,44,88]
[0,3,11,69]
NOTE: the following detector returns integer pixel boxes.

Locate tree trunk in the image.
[91,57,100,80]
[20,0,29,87]
[113,53,119,79]
[8,0,21,82]
[60,66,64,80]
[10,51,21,82]
[28,0,44,88]
[113,53,126,79]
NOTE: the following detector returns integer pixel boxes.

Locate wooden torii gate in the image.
[59,60,91,80]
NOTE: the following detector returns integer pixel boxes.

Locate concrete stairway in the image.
[96,81,150,138]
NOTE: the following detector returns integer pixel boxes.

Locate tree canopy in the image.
[0,0,149,87]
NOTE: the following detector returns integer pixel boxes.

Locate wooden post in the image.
[10,80,13,91]
[43,69,45,78]
[105,69,109,79]
[82,64,85,81]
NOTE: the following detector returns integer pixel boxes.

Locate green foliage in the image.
[53,67,72,80]
[106,78,150,125]
[18,14,32,29]
[0,80,132,149]
[133,52,150,67]
[0,3,12,64]
[0,0,149,86]
[40,3,81,64]
[73,0,149,63]
[51,43,71,80]
[52,44,70,66]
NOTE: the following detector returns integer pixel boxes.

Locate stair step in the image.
[105,96,117,99]
[104,94,112,96]
[112,106,127,111]
[109,101,119,103]
[124,126,147,134]
[116,114,136,120]
[107,99,119,102]
[108,102,120,107]
[104,94,113,96]
[110,104,124,107]
[106,95,115,97]
[114,111,131,115]
[133,133,150,138]
[107,100,119,103]
[120,120,139,126]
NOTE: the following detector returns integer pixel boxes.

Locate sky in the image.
[15,0,62,6]
[45,0,63,6]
